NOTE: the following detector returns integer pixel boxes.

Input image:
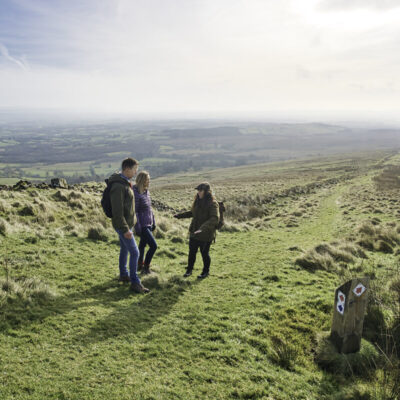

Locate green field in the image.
[0,150,399,399]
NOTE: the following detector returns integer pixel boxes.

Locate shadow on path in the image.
[1,274,197,341]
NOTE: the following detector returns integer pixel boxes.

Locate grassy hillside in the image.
[0,151,399,399]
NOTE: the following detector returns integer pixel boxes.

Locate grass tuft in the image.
[315,332,380,377]
[0,217,10,236]
[269,336,300,370]
[87,225,109,241]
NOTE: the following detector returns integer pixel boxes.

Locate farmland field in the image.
[1,118,400,184]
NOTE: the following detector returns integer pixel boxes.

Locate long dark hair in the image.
[192,190,214,210]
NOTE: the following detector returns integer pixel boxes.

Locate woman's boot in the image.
[183,268,192,277]
[142,264,151,275]
[137,260,144,273]
[197,268,209,279]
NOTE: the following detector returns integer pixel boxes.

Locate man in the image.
[108,157,150,294]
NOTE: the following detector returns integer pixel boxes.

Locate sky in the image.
[0,0,400,120]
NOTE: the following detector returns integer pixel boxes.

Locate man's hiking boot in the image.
[118,275,131,283]
[183,269,192,278]
[130,282,150,294]
[197,271,209,279]
[142,264,151,275]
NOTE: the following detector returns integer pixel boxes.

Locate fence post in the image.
[330,277,370,354]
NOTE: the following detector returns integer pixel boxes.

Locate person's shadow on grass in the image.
[74,274,198,344]
[0,273,199,340]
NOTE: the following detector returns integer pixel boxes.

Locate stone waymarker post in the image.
[330,277,370,354]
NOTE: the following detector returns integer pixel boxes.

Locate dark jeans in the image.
[188,238,212,273]
[116,229,140,284]
[138,227,158,266]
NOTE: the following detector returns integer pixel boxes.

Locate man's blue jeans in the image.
[116,230,140,284]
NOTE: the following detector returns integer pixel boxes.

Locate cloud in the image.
[0,43,29,70]
[318,0,400,11]
[0,0,399,119]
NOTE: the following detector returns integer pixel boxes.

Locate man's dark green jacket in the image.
[109,173,135,233]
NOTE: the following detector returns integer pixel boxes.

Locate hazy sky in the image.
[0,0,399,119]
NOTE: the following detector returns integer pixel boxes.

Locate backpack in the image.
[101,179,115,218]
[217,201,226,230]
[101,179,129,218]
